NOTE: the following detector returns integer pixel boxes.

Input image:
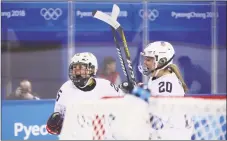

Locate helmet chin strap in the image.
[150,63,159,79]
[149,55,175,79]
[77,77,94,89]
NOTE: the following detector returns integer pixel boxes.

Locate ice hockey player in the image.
[46,52,125,135]
[122,41,193,140]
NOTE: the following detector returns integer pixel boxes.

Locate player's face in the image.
[143,56,155,71]
[72,63,94,78]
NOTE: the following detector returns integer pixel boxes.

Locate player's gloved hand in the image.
[46,112,63,135]
[119,81,134,93]
[131,86,150,103]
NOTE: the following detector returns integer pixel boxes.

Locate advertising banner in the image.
[1,2,68,41]
[2,100,58,140]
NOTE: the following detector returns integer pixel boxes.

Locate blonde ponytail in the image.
[168,64,188,93]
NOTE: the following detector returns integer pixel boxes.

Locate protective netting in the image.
[59,95,226,140]
[60,95,150,140]
[149,96,226,140]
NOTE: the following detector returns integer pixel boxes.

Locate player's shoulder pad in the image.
[94,77,111,84]
[95,78,117,87]
[59,80,73,92]
[95,78,121,92]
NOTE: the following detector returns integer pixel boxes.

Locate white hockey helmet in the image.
[70,52,98,74]
[138,41,175,76]
[69,52,98,87]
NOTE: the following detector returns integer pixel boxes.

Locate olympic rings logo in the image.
[40,8,62,20]
[139,9,159,21]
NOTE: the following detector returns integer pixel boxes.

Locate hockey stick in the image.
[111,27,130,83]
[115,26,137,86]
[110,5,130,84]
[92,4,130,83]
[92,5,137,85]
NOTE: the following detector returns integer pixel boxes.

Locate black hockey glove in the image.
[119,81,134,93]
[46,112,63,135]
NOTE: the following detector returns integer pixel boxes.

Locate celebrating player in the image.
[138,41,188,95]
[138,41,193,139]
[46,52,125,135]
[122,41,193,140]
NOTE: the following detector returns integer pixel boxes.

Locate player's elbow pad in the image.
[46,112,63,135]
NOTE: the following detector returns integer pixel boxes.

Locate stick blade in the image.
[112,4,120,20]
[92,10,120,30]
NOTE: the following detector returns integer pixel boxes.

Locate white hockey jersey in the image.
[54,78,124,117]
[148,73,185,96]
